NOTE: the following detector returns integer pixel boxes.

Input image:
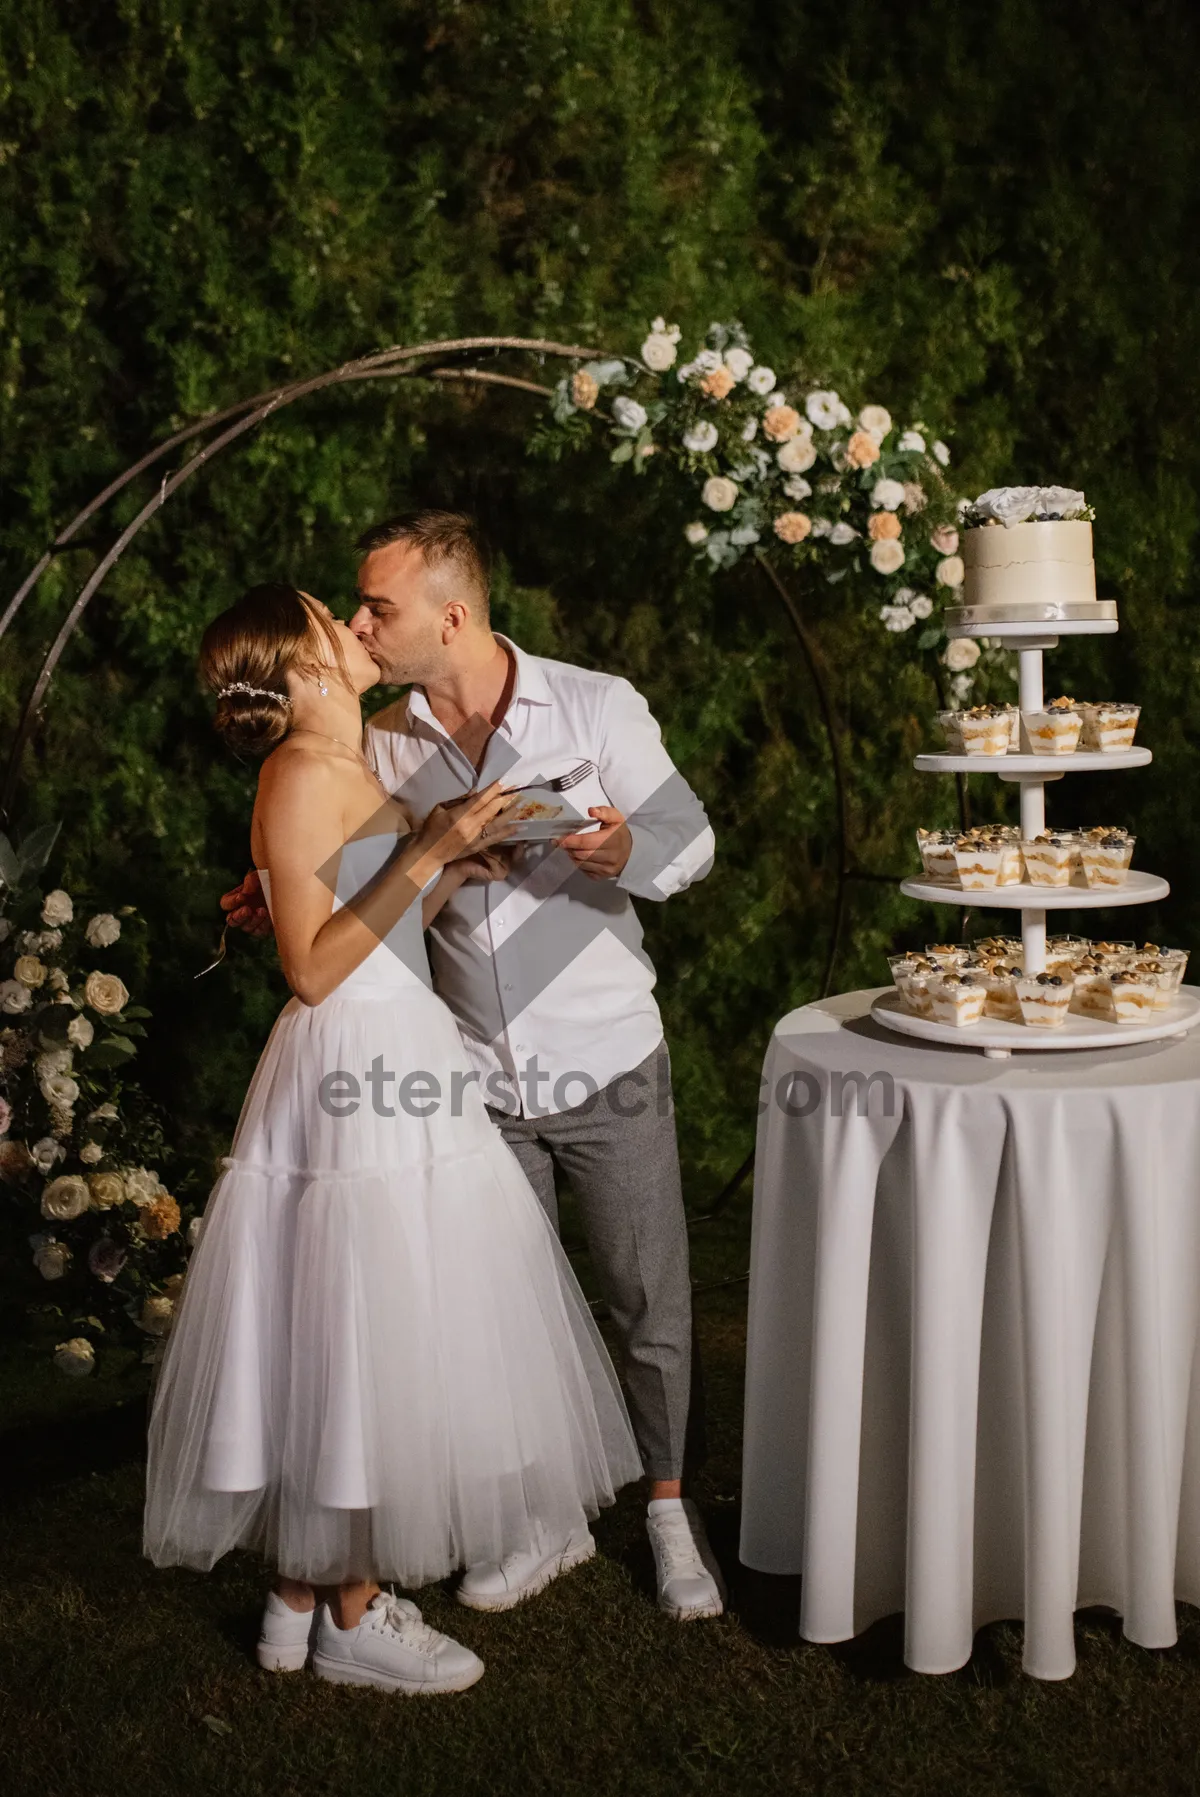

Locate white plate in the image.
[483,787,595,843]
[871,984,1200,1056]
[900,870,1169,910]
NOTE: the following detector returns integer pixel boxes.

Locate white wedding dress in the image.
[143,833,641,1586]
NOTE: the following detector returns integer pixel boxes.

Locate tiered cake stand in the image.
[872,602,1200,1058]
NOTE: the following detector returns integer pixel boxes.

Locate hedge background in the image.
[3,0,1199,1200]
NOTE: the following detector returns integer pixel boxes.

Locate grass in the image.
[3,1195,1200,1797]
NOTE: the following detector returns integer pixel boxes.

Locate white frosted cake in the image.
[948,485,1114,627]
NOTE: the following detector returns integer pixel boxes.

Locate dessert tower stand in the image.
[871,597,1200,1058]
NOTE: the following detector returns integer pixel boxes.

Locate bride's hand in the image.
[415,783,517,868]
[453,847,516,883]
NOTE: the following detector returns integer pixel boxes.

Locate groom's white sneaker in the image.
[256,1590,320,1671]
[313,1593,484,1694]
[456,1524,596,1612]
[647,1499,726,1621]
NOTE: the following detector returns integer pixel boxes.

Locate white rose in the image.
[684,522,709,545]
[34,929,62,953]
[943,638,982,672]
[640,331,678,372]
[40,1072,79,1109]
[34,1238,71,1280]
[746,365,776,395]
[740,417,758,442]
[782,475,813,500]
[871,478,907,512]
[1033,485,1087,519]
[67,1014,94,1049]
[950,672,975,700]
[84,913,121,949]
[898,429,926,453]
[139,1295,176,1337]
[31,1136,65,1173]
[682,348,722,379]
[932,440,951,466]
[53,1337,95,1378]
[776,438,817,474]
[935,555,965,588]
[79,1141,104,1165]
[187,1214,204,1249]
[41,890,74,926]
[829,522,858,546]
[858,405,893,441]
[880,604,916,633]
[910,595,934,619]
[870,539,906,574]
[723,346,754,382]
[805,390,852,431]
[701,476,739,513]
[682,420,719,453]
[41,1173,91,1221]
[611,396,648,433]
[124,1166,164,1207]
[0,979,32,1015]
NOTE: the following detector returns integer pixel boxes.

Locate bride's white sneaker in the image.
[256,1590,320,1671]
[313,1592,484,1695]
[456,1524,596,1612]
[647,1499,726,1621]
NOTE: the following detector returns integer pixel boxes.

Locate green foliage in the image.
[2,0,1199,1202]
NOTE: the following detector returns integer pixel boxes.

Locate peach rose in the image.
[699,365,736,400]
[570,370,598,410]
[762,405,803,443]
[845,430,881,469]
[773,512,813,545]
[868,511,902,542]
[84,971,129,1015]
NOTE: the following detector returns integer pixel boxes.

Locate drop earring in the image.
[318,679,329,697]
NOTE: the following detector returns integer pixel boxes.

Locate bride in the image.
[143,582,641,1694]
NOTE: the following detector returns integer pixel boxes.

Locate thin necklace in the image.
[289,725,379,781]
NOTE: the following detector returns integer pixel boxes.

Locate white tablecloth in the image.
[740,988,1200,1678]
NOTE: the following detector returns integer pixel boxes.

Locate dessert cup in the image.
[1077,830,1134,889]
[1021,831,1077,886]
[983,964,1024,1022]
[927,971,987,1027]
[889,955,935,1018]
[1079,702,1140,753]
[925,943,969,971]
[1017,971,1074,1027]
[959,707,1013,756]
[1108,970,1159,1023]
[953,835,1003,890]
[917,828,959,883]
[1132,959,1174,1012]
[1022,700,1083,755]
[995,834,1024,886]
[1161,948,1190,998]
[1070,957,1115,1019]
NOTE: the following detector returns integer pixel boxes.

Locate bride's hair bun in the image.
[198,583,346,757]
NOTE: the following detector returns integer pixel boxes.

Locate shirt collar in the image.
[405,634,553,733]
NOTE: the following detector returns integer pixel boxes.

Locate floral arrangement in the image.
[538,318,991,691]
[0,827,189,1376]
[962,485,1094,528]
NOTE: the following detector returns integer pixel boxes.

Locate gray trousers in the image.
[488,1040,701,1483]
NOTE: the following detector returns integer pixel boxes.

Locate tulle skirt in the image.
[143,983,642,1585]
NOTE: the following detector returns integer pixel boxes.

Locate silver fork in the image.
[506,760,596,795]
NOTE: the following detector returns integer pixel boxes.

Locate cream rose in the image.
[79,1141,104,1165]
[85,913,121,949]
[84,971,129,1015]
[935,554,965,588]
[773,512,813,545]
[723,346,753,382]
[139,1295,176,1337]
[701,476,739,513]
[943,638,982,672]
[41,890,74,926]
[87,1171,126,1210]
[762,405,802,443]
[684,522,709,545]
[776,438,817,475]
[898,429,925,453]
[34,1239,71,1280]
[871,478,907,512]
[67,1015,94,1050]
[682,420,719,454]
[858,405,893,441]
[41,1174,91,1221]
[124,1166,163,1207]
[0,980,33,1014]
[54,1337,96,1377]
[640,324,679,372]
[867,511,902,542]
[14,955,47,988]
[869,539,906,574]
[845,430,881,469]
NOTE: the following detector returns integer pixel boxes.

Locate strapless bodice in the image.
[258,831,434,1000]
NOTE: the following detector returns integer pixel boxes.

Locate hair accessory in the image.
[217,682,291,705]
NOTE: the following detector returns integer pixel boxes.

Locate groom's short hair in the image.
[356,510,491,620]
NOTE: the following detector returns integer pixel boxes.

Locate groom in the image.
[222,509,723,1620]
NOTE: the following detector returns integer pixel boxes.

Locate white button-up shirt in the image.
[364,637,715,1117]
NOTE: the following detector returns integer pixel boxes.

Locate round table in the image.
[739,988,1200,1679]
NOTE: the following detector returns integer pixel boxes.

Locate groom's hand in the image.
[556,806,633,880]
[219,869,274,938]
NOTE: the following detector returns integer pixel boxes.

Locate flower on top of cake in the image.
[960,486,1094,528]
